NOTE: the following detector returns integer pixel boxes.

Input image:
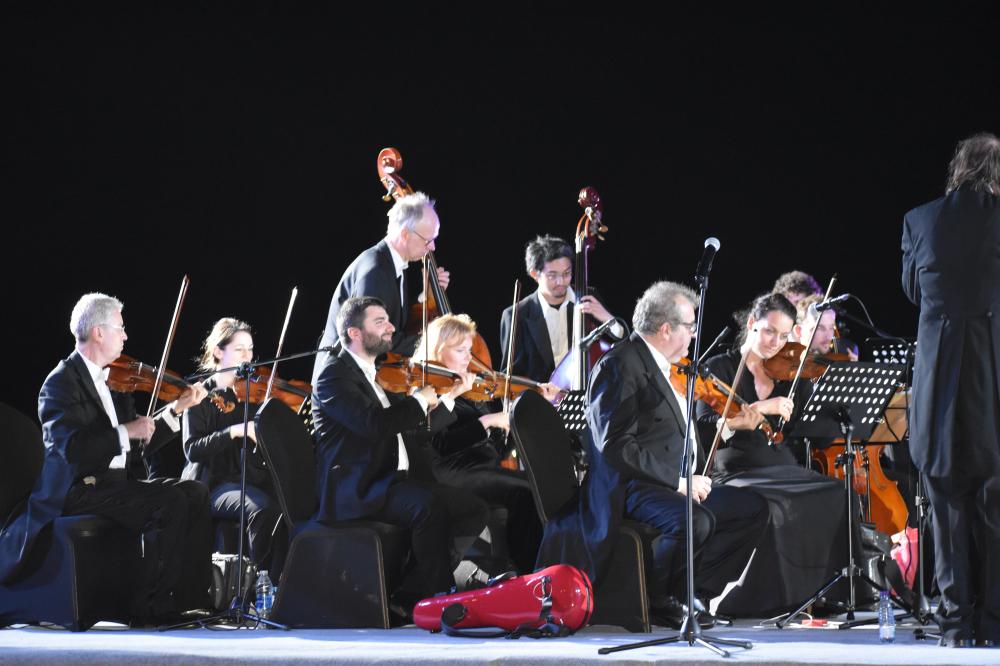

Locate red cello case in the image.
[414,564,593,636]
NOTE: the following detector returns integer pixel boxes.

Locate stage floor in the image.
[0,615,994,665]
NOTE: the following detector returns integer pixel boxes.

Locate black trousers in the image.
[369,477,488,599]
[624,481,768,603]
[925,473,1000,642]
[210,481,285,580]
[63,475,209,620]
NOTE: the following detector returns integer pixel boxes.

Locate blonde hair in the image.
[411,314,477,364]
[197,317,252,371]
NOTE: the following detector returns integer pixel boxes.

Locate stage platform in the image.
[0,615,994,665]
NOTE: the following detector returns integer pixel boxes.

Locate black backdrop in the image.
[4,4,999,419]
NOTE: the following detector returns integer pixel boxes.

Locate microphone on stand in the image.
[580,317,624,348]
[810,293,851,313]
[695,237,721,281]
[697,325,733,364]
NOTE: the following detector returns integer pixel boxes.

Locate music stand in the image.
[160,348,321,631]
[774,361,906,628]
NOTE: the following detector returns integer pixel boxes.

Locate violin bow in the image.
[501,279,522,449]
[264,286,298,404]
[702,327,756,475]
[422,256,432,430]
[144,275,190,438]
[773,275,838,440]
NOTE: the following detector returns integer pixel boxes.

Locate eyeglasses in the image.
[676,320,697,334]
[410,228,436,248]
[542,270,573,283]
[100,323,125,333]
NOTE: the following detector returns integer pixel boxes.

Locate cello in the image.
[377,147,493,374]
[549,186,612,392]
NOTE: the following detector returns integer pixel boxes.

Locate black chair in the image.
[0,403,142,631]
[509,390,658,633]
[253,398,408,628]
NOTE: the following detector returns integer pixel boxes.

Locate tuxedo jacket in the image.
[311,350,428,523]
[902,185,1000,477]
[314,239,417,384]
[0,351,175,583]
[536,333,705,582]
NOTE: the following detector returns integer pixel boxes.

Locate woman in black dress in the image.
[182,318,284,578]
[409,314,558,573]
[696,293,859,617]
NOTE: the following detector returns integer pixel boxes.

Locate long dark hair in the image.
[946,132,1000,195]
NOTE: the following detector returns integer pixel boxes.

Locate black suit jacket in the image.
[313,239,416,384]
[311,350,428,523]
[536,333,703,582]
[499,289,625,384]
[0,351,175,583]
[902,186,1000,477]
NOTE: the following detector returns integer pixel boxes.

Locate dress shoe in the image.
[938,637,973,647]
[650,596,715,630]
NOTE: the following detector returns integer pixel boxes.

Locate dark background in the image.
[4,4,999,419]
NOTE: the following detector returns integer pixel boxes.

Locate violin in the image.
[230,366,312,413]
[375,353,559,403]
[669,357,784,444]
[375,353,464,395]
[762,342,851,382]
[107,354,193,404]
[377,147,493,373]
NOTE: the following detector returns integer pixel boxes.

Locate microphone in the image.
[695,237,721,280]
[811,293,851,313]
[697,325,733,364]
[581,317,623,348]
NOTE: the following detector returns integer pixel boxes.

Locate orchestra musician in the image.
[314,192,449,383]
[696,292,861,617]
[902,132,1000,648]
[312,297,488,615]
[772,270,822,306]
[0,293,212,623]
[181,318,286,580]
[499,234,624,383]
[538,281,768,628]
[408,313,558,573]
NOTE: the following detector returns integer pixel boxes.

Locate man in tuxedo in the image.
[314,192,450,383]
[0,293,212,623]
[902,133,1000,648]
[312,296,487,608]
[586,281,768,624]
[499,234,624,384]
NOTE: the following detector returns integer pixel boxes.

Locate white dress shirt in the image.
[638,336,697,486]
[80,352,131,469]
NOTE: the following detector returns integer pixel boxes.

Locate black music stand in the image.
[774,361,906,628]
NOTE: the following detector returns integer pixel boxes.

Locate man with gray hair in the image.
[314,192,451,383]
[582,280,767,627]
[0,293,213,624]
[902,132,1000,648]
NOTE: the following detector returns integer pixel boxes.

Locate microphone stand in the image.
[600,248,752,657]
[160,347,326,631]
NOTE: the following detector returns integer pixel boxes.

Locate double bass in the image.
[376,148,493,374]
[549,186,611,392]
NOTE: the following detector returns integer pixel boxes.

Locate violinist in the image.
[312,297,488,617]
[791,294,837,353]
[695,292,859,617]
[499,234,624,383]
[181,317,285,579]
[408,314,558,573]
[0,293,213,623]
[772,270,822,306]
[540,281,767,628]
[902,133,1000,648]
[314,192,449,382]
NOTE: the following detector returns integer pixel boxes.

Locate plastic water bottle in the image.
[255,570,274,622]
[878,589,895,642]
